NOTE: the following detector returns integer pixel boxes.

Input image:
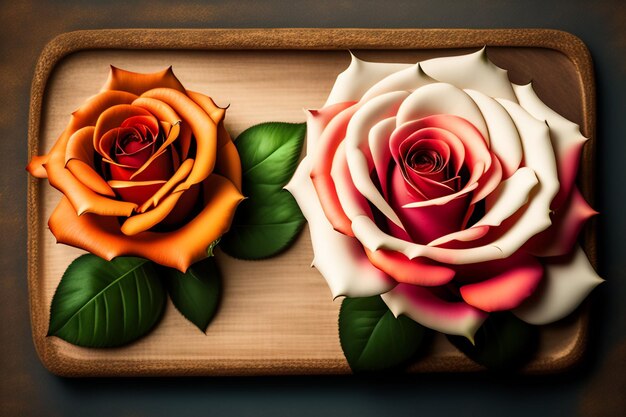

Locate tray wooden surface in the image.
[27,29,596,376]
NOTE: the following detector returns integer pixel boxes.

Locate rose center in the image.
[114,126,156,168]
[402,138,452,183]
[408,148,445,174]
[392,135,468,200]
[119,132,150,154]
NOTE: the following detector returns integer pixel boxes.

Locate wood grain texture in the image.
[27,29,596,376]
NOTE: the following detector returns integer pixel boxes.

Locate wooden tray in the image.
[27,29,597,376]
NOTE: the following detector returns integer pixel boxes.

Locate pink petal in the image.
[524,186,597,257]
[427,225,490,247]
[513,83,589,210]
[369,117,396,200]
[470,152,502,205]
[389,167,470,244]
[382,284,488,340]
[550,131,587,210]
[459,253,544,312]
[285,156,395,298]
[331,142,373,220]
[395,83,490,141]
[310,104,359,236]
[305,101,355,154]
[365,248,455,286]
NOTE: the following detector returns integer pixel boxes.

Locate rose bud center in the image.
[410,149,443,173]
[400,138,463,197]
[105,115,176,208]
[115,128,155,168]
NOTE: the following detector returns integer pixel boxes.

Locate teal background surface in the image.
[1,1,624,416]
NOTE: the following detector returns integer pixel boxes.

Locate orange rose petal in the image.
[159,183,200,227]
[131,97,190,174]
[47,164,136,216]
[159,174,244,270]
[48,197,129,260]
[133,97,180,124]
[187,90,241,190]
[140,88,217,188]
[94,105,152,157]
[101,66,186,96]
[139,158,194,213]
[71,91,138,127]
[121,190,183,236]
[44,92,140,217]
[29,91,136,181]
[107,179,167,188]
[177,120,192,160]
[49,175,244,271]
[67,160,116,197]
[214,137,242,191]
[186,90,226,123]
[46,149,135,216]
[108,180,166,208]
[187,90,226,138]
[159,121,172,136]
[26,154,49,178]
[171,142,181,171]
[65,126,96,165]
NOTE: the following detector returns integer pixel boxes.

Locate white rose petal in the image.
[421,47,517,101]
[325,53,411,106]
[396,83,490,142]
[360,63,435,101]
[382,284,487,341]
[513,245,603,325]
[345,91,409,228]
[465,89,523,177]
[285,156,395,298]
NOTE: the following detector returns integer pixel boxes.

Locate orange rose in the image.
[27,67,244,271]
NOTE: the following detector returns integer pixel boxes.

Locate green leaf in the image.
[221,122,306,260]
[339,296,430,372]
[221,191,305,259]
[236,122,306,195]
[447,311,539,371]
[48,255,166,348]
[159,258,221,332]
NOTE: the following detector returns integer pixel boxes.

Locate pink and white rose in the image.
[287,49,602,339]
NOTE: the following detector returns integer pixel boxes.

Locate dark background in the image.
[1,1,624,416]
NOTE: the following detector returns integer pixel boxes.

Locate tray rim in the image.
[27,28,597,377]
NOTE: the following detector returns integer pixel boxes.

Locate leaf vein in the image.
[53,259,149,336]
